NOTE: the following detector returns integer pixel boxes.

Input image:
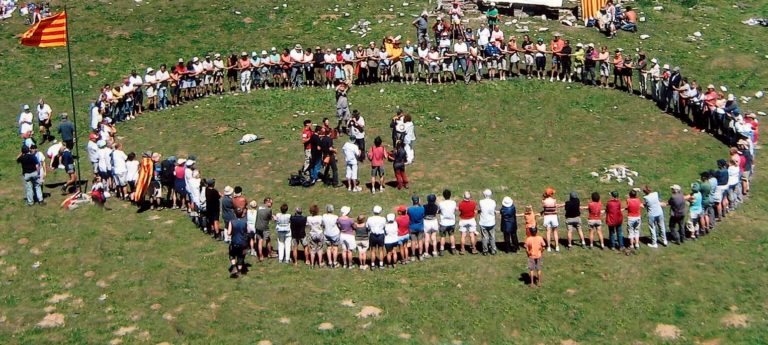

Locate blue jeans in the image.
[620,22,637,32]
[310,158,322,181]
[158,86,169,109]
[291,66,303,88]
[23,172,43,205]
[453,57,468,75]
[608,224,624,249]
[648,214,667,245]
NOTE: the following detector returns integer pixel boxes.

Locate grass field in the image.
[1,0,767,344]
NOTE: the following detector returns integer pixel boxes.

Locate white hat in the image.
[483,189,492,197]
[295,44,302,49]
[502,197,513,207]
[373,205,382,214]
[214,53,221,58]
[178,58,184,63]
[271,47,277,51]
[663,64,670,69]
[421,10,428,16]
[717,108,726,115]
[670,184,681,191]
[261,50,268,55]
[588,43,595,48]
[185,160,195,167]
[223,186,234,196]
[490,2,496,6]
[575,43,583,47]
[345,44,352,49]
[340,206,351,216]
[394,35,402,42]
[252,51,258,57]
[651,58,658,64]
[727,94,735,101]
[463,191,471,200]
[707,84,715,89]
[386,213,395,222]
[146,67,154,73]
[193,57,199,62]
[176,158,187,165]
[22,104,30,110]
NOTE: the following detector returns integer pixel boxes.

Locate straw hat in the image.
[223,186,234,196]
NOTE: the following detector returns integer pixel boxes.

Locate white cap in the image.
[146,67,154,73]
[575,43,583,47]
[271,47,277,51]
[670,184,681,191]
[502,197,513,207]
[23,104,30,110]
[727,94,735,101]
[340,206,351,216]
[483,189,492,197]
[373,205,382,214]
[252,51,258,57]
[193,57,199,62]
[386,213,395,222]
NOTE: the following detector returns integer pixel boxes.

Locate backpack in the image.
[288,173,306,187]
[160,160,175,183]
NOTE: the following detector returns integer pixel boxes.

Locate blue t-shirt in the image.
[407,205,425,232]
[690,192,703,213]
[230,218,248,247]
[61,150,74,166]
[403,47,414,62]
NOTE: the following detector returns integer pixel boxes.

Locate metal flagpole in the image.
[64,5,84,193]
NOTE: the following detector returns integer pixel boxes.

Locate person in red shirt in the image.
[395,205,411,264]
[605,191,624,250]
[457,191,478,255]
[301,119,313,174]
[524,227,547,288]
[626,189,642,250]
[585,192,605,249]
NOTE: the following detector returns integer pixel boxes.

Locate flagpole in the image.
[64,6,84,193]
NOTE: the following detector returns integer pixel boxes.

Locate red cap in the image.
[397,205,407,213]
[89,133,99,141]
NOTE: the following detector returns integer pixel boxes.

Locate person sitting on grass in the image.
[91,175,108,209]
[620,6,638,33]
[227,208,248,279]
[524,227,546,288]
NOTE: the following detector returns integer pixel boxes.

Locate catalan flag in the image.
[20,11,67,48]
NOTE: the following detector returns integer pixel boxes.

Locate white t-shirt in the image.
[322,213,340,237]
[155,70,170,84]
[384,221,399,244]
[454,42,468,55]
[18,111,33,134]
[125,160,139,182]
[202,60,214,72]
[404,121,415,143]
[112,149,128,173]
[192,62,204,74]
[86,141,99,163]
[477,28,491,46]
[439,199,457,226]
[349,116,365,139]
[144,74,156,87]
[417,47,429,60]
[290,49,304,63]
[366,215,386,235]
[246,209,258,232]
[727,166,740,186]
[307,215,323,237]
[90,106,102,130]
[342,141,360,165]
[97,147,112,172]
[37,103,52,121]
[128,75,143,88]
[213,59,225,70]
[35,151,46,178]
[46,142,62,160]
[490,29,504,42]
[478,198,497,227]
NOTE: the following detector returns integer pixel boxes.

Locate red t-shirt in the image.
[626,198,641,217]
[458,200,477,220]
[302,127,313,149]
[605,199,623,227]
[174,165,185,179]
[588,201,602,220]
[396,215,410,236]
[368,146,387,167]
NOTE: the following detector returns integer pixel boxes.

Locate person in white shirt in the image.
[111,143,128,199]
[453,37,469,84]
[128,70,144,115]
[416,41,430,82]
[490,25,504,43]
[36,99,53,143]
[438,189,458,255]
[383,213,399,268]
[90,104,103,130]
[125,152,139,195]
[86,134,100,173]
[155,64,170,110]
[478,189,498,255]
[212,54,225,94]
[191,57,205,97]
[202,56,214,95]
[289,44,305,88]
[46,140,63,170]
[95,140,113,188]
[18,104,34,138]
[119,79,135,120]
[322,205,340,268]
[477,23,491,50]
[341,136,361,192]
[402,114,416,163]
[30,144,47,183]
[366,205,387,269]
[144,67,157,111]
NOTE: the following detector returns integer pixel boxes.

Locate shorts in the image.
[385,242,398,251]
[424,219,439,234]
[291,235,309,247]
[345,162,358,179]
[336,107,350,121]
[371,166,385,177]
[442,62,454,72]
[713,185,727,203]
[741,171,751,181]
[325,234,341,246]
[458,218,477,233]
[397,234,410,245]
[439,225,455,236]
[543,215,559,229]
[112,171,127,187]
[565,217,581,231]
[689,210,702,220]
[409,231,425,241]
[255,229,270,241]
[174,179,186,194]
[340,233,357,251]
[552,56,560,65]
[588,219,602,229]
[204,75,214,85]
[97,170,110,181]
[228,244,246,261]
[524,54,534,66]
[404,60,415,73]
[429,63,440,74]
[369,233,385,247]
[247,231,256,241]
[309,235,325,253]
[627,216,641,238]
[487,60,498,70]
[510,53,520,64]
[600,64,610,77]
[528,257,542,271]
[66,164,75,174]
[535,56,546,70]
[356,239,369,253]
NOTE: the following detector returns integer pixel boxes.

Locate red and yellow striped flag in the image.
[20,11,67,48]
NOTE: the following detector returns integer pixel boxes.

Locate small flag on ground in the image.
[20,11,67,48]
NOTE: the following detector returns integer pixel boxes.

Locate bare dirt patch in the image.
[109,338,122,345]
[114,325,137,336]
[257,341,272,345]
[96,280,109,288]
[340,299,356,307]
[84,271,96,278]
[37,313,65,328]
[356,306,382,318]
[17,238,29,245]
[320,14,340,20]
[721,313,749,328]
[162,313,175,321]
[654,324,681,340]
[318,322,334,330]
[242,17,254,24]
[48,293,71,304]
[108,29,130,39]
[697,339,721,345]
[399,333,411,339]
[279,317,290,324]
[44,306,57,313]
[561,340,580,345]
[29,247,43,255]
[565,288,577,296]
[375,14,396,20]
[87,71,99,77]
[150,303,162,311]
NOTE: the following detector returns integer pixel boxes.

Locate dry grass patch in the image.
[356,306,382,318]
[721,313,749,328]
[654,324,681,340]
[37,313,65,328]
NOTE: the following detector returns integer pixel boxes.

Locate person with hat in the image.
[484,38,502,81]
[364,42,379,84]
[18,104,34,139]
[533,37,548,80]
[413,11,429,47]
[335,80,351,132]
[337,206,357,269]
[289,207,309,265]
[173,58,188,104]
[290,44,305,88]
[319,126,341,187]
[190,57,205,98]
[267,47,282,88]
[549,33,564,82]
[187,169,203,225]
[621,53,634,93]
[611,49,625,90]
[381,212,398,268]
[426,45,441,85]
[605,191,624,250]
[649,58,661,101]
[128,69,144,116]
[386,36,404,82]
[432,16,451,46]
[635,52,649,97]
[237,51,253,93]
[393,205,411,264]
[172,158,188,210]
[144,67,158,111]
[477,22,490,54]
[408,195,427,260]
[485,2,499,28]
[626,189,643,249]
[17,145,44,206]
[212,54,225,94]
[658,63,671,108]
[322,204,341,267]
[478,189,498,255]
[686,182,705,239]
[310,46,324,87]
[342,134,362,192]
[402,40,417,84]
[302,46,315,88]
[56,112,75,150]
[595,46,610,88]
[34,98,53,143]
[220,186,236,242]
[457,191,479,254]
[354,44,368,85]
[437,189,458,255]
[499,196,519,253]
[111,143,128,200]
[642,185,668,248]
[421,194,440,257]
[340,44,355,85]
[563,191,586,249]
[667,66,683,115]
[225,53,238,92]
[366,205,387,269]
[667,184,686,245]
[274,203,292,264]
[59,143,78,194]
[202,55,215,96]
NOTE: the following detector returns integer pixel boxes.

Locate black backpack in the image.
[160,160,175,183]
[288,173,306,187]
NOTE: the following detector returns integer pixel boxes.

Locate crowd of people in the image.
[13,3,761,284]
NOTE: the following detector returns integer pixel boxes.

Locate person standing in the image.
[457,191,478,254]
[301,119,313,175]
[59,145,77,194]
[586,192,605,249]
[307,205,326,268]
[407,195,426,260]
[112,143,128,200]
[500,196,519,253]
[642,185,668,247]
[626,189,643,249]
[275,203,292,264]
[605,191,624,250]
[348,110,366,162]
[564,191,586,249]
[322,204,341,268]
[204,179,221,239]
[221,186,236,243]
[667,185,686,245]
[56,113,76,150]
[18,104,34,139]
[255,198,275,261]
[337,206,357,269]
[335,81,351,132]
[438,189,458,255]
[342,136,362,192]
[36,99,53,143]
[290,207,308,266]
[412,11,429,47]
[541,188,561,252]
[391,140,409,189]
[17,146,43,206]
[227,208,248,278]
[423,194,440,257]
[319,128,340,187]
[525,227,546,288]
[368,136,389,193]
[478,189,498,255]
[366,205,387,269]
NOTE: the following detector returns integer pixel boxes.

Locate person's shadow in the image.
[518,272,532,286]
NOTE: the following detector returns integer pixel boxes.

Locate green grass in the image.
[1,0,767,344]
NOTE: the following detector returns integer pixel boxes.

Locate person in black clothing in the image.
[583,45,596,85]
[390,109,405,146]
[309,125,323,184]
[319,127,340,187]
[59,145,77,194]
[290,207,308,265]
[205,179,222,239]
[560,40,573,83]
[499,197,519,253]
[564,191,586,249]
[227,208,249,278]
[17,145,43,206]
[392,140,409,189]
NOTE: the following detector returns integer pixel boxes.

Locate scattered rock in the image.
[654,324,681,340]
[561,340,580,345]
[48,293,71,304]
[257,341,272,345]
[96,280,109,288]
[114,325,138,336]
[356,306,382,318]
[109,338,122,345]
[37,313,65,328]
[162,313,175,321]
[150,303,162,310]
[87,71,99,77]
[30,247,43,255]
[318,322,334,330]
[44,306,57,313]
